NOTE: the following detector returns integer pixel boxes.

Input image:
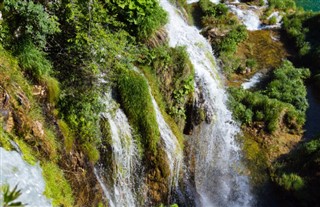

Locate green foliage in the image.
[41,76,60,106]
[269,16,278,25]
[14,139,37,165]
[42,162,74,207]
[106,0,168,40]
[277,173,304,191]
[246,58,258,69]
[141,45,194,122]
[0,128,13,151]
[263,60,310,113]
[229,87,304,133]
[57,119,74,153]
[217,25,248,54]
[116,69,160,155]
[199,0,228,18]
[16,41,52,78]
[268,0,296,10]
[283,12,320,57]
[1,0,60,48]
[1,184,25,207]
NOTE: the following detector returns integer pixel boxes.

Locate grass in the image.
[14,138,38,165]
[57,119,74,153]
[41,76,60,106]
[42,161,74,207]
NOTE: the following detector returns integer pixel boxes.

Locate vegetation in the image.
[198,0,248,74]
[272,135,320,206]
[117,69,160,155]
[42,162,74,207]
[268,0,296,11]
[1,185,25,207]
[229,60,308,134]
[263,61,310,113]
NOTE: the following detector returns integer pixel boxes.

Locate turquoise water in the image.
[296,0,320,11]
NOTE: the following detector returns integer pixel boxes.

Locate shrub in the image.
[263,60,310,114]
[106,0,167,40]
[277,173,304,191]
[199,0,228,17]
[1,0,60,48]
[269,16,278,25]
[16,41,52,78]
[268,0,296,10]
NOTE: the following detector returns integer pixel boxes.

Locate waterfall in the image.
[134,67,183,195]
[0,147,52,207]
[96,93,141,207]
[151,96,182,192]
[159,0,253,206]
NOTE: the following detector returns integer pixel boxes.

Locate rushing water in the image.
[135,67,183,195]
[160,0,253,206]
[0,147,52,207]
[96,93,141,207]
[151,96,183,192]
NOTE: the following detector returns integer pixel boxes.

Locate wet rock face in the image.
[144,149,170,206]
[183,83,214,135]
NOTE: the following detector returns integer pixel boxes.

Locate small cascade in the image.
[96,93,141,207]
[0,147,52,207]
[134,67,183,195]
[228,5,262,31]
[160,0,253,206]
[151,96,183,192]
[242,72,264,89]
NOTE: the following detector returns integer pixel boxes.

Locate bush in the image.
[277,173,304,191]
[229,87,304,133]
[269,0,296,10]
[106,0,167,40]
[16,41,52,78]
[1,0,60,48]
[263,60,310,113]
[269,16,278,25]
[199,0,228,17]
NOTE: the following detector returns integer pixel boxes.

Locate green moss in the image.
[41,76,60,106]
[14,138,37,165]
[0,128,13,151]
[57,119,74,153]
[42,162,74,207]
[81,142,100,163]
[117,69,160,155]
[241,132,269,185]
[140,66,185,149]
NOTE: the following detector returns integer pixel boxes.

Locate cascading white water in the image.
[96,93,141,207]
[0,147,52,207]
[151,96,182,191]
[242,72,263,90]
[159,0,253,206]
[134,67,183,193]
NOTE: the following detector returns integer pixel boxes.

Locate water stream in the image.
[95,93,141,207]
[0,147,52,207]
[160,0,253,206]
